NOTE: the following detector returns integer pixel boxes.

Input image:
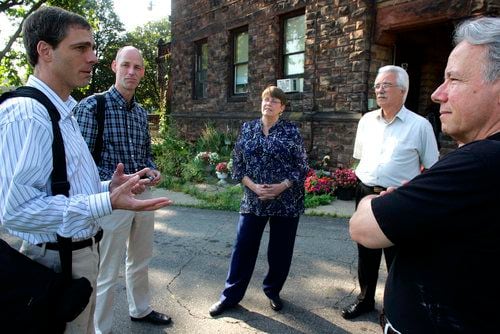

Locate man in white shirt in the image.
[0,6,171,333]
[341,65,439,320]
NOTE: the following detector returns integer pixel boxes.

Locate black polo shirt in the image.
[372,133,500,333]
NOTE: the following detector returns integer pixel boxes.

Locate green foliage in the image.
[304,193,334,208]
[199,185,242,211]
[195,123,238,160]
[181,184,243,211]
[180,161,205,183]
[0,0,110,89]
[122,18,171,112]
[152,128,193,179]
[0,0,171,112]
[82,0,125,98]
[0,50,28,88]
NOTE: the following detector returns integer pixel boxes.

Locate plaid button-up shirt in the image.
[74,85,156,181]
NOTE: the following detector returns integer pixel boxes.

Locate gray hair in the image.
[377,65,409,101]
[454,16,500,83]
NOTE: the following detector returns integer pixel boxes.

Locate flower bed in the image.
[331,168,357,200]
[331,168,357,188]
[304,169,335,195]
[194,151,219,165]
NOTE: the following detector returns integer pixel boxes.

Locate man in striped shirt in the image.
[0,6,171,333]
[75,46,172,332]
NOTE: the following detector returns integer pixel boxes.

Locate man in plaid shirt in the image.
[75,46,171,333]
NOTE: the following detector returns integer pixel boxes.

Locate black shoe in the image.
[341,302,374,320]
[131,310,172,325]
[269,296,283,311]
[209,301,234,317]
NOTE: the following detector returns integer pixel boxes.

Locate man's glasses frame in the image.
[374,82,397,90]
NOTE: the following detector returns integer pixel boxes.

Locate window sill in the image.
[284,91,304,100]
[227,95,247,103]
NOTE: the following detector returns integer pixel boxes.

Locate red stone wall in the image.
[167,0,497,166]
[170,0,372,167]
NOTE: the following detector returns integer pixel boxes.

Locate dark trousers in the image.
[220,213,300,305]
[355,182,397,306]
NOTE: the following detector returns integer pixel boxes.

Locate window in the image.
[194,40,208,99]
[283,14,305,78]
[232,28,248,95]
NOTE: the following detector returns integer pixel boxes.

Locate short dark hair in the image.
[261,85,287,105]
[22,6,92,67]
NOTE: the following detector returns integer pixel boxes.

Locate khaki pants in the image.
[94,189,155,334]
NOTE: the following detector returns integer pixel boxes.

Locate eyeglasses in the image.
[374,82,396,90]
[262,97,282,105]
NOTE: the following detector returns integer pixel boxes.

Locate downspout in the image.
[308,11,319,154]
[365,0,377,115]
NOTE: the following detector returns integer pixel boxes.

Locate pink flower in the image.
[305,173,335,195]
[215,162,229,173]
[332,168,357,188]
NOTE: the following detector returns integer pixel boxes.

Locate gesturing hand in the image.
[110,163,156,195]
[110,175,173,211]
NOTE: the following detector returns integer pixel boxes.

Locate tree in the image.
[0,0,125,94]
[121,18,171,113]
[0,0,171,116]
[0,0,47,64]
[72,0,125,100]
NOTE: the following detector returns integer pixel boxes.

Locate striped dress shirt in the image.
[0,76,112,244]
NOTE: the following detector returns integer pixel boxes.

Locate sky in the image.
[0,0,170,47]
[113,0,171,31]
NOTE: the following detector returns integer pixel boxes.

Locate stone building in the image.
[164,0,499,167]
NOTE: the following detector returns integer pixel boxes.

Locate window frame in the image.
[280,10,305,80]
[230,26,249,97]
[193,38,208,100]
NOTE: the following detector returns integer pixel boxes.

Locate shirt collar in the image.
[27,75,77,118]
[375,105,408,124]
[258,118,284,130]
[108,85,138,110]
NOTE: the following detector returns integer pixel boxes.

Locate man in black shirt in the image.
[349,16,500,333]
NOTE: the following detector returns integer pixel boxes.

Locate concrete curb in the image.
[152,188,355,217]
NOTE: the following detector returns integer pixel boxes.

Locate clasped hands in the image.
[109,163,173,211]
[253,182,288,201]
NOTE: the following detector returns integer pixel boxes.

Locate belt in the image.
[360,182,386,194]
[379,312,402,334]
[37,229,103,251]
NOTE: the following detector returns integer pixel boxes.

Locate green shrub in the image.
[152,128,193,178]
[304,193,334,208]
[180,161,206,183]
[195,123,238,161]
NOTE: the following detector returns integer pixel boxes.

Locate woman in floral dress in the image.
[208,86,309,316]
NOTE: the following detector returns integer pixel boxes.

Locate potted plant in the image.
[194,151,220,172]
[215,161,230,185]
[304,169,335,195]
[331,168,357,200]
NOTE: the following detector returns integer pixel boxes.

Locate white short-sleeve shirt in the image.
[353,106,439,188]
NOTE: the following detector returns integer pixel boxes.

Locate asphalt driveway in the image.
[1,205,385,333]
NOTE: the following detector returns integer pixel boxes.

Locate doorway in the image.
[393,22,454,116]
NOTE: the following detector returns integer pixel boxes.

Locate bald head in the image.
[112,45,145,101]
[115,46,144,65]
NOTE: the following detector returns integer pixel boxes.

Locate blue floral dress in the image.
[232,118,309,217]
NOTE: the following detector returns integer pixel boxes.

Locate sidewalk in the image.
[153,188,356,217]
